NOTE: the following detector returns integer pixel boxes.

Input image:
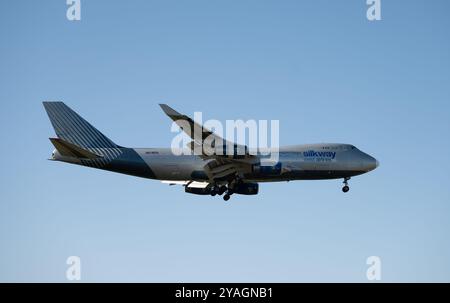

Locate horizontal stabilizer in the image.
[50,138,103,159]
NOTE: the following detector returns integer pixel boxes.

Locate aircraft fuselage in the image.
[52,143,378,182]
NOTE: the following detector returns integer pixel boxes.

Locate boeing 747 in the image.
[44,102,378,201]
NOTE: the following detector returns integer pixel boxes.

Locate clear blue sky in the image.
[1,0,449,282]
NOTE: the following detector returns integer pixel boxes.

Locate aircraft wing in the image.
[159,104,221,145]
[159,104,257,181]
[159,104,251,159]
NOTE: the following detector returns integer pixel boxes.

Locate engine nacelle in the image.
[185,186,212,195]
[233,182,259,195]
[252,162,282,175]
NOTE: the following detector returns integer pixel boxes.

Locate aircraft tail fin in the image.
[43,101,118,149]
[49,138,103,159]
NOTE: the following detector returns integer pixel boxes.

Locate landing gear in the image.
[218,186,227,195]
[210,186,219,196]
[213,175,242,201]
[222,185,234,201]
[223,187,234,201]
[342,177,350,193]
[211,185,227,196]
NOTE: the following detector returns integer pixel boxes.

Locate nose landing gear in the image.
[342,177,350,193]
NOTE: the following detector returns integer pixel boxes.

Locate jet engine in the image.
[233,182,259,195]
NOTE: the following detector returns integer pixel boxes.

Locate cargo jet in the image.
[44,102,378,201]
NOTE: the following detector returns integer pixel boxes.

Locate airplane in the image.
[43,102,379,201]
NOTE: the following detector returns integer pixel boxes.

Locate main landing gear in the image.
[210,185,230,200]
[211,177,241,201]
[342,177,350,193]
[221,186,235,201]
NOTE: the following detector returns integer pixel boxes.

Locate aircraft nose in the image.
[365,155,378,172]
[358,151,378,172]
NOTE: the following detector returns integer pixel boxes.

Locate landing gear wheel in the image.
[223,194,231,201]
[211,186,219,196]
[218,186,227,195]
[342,177,350,193]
